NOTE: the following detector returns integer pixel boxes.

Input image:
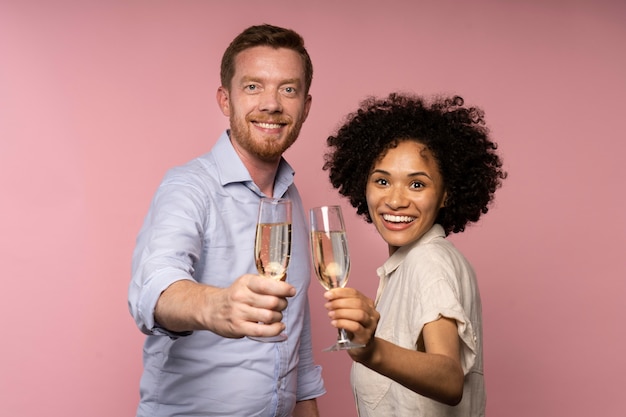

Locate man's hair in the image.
[220,24,313,94]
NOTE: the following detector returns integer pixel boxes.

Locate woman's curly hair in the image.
[323,92,507,235]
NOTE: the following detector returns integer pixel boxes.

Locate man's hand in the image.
[154,275,296,338]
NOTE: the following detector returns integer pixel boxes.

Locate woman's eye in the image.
[375,178,388,186]
[411,181,424,189]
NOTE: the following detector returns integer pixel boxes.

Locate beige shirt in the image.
[351,224,486,417]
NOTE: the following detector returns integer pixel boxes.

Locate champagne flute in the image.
[309,205,366,351]
[249,197,292,342]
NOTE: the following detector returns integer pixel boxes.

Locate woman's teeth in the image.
[382,214,415,223]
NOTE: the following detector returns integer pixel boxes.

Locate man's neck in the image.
[230,138,280,197]
[249,162,279,197]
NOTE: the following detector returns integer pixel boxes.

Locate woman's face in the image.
[366,140,447,254]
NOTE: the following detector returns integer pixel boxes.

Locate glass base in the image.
[323,328,366,351]
[248,332,288,343]
[322,339,366,352]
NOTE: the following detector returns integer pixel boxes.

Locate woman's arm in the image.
[325,288,464,405]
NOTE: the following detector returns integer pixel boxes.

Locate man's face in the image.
[217,46,312,163]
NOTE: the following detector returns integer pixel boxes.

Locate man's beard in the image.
[229,114,304,162]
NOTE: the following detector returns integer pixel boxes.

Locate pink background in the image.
[1,1,625,416]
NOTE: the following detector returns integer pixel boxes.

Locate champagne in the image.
[310,230,350,290]
[255,222,291,281]
[309,205,365,351]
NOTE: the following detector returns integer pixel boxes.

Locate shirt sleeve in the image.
[405,242,479,376]
[295,295,326,400]
[128,169,207,336]
[417,278,477,375]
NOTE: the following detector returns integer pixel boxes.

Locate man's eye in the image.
[245,85,257,91]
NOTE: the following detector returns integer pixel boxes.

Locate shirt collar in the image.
[212,130,296,197]
[376,223,446,279]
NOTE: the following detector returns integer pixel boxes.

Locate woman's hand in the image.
[323,287,380,361]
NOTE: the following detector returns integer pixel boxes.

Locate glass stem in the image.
[337,328,350,343]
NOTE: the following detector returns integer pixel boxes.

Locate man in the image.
[128,24,325,417]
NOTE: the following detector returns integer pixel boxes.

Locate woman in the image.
[322,93,506,416]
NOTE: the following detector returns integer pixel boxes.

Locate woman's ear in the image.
[439,190,448,209]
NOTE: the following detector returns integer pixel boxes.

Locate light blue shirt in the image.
[128,131,325,417]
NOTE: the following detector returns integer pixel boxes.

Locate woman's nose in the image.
[385,186,409,209]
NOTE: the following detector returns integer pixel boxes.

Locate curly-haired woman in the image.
[322,93,506,417]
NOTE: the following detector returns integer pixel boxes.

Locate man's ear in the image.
[301,94,312,123]
[216,86,230,117]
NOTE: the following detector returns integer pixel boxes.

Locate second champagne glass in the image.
[309,205,366,351]
[249,197,292,343]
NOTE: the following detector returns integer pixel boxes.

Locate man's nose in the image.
[259,90,282,113]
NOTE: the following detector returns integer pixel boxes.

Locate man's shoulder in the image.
[160,152,218,188]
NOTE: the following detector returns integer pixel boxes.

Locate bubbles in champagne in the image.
[255,222,291,281]
[264,261,286,280]
[325,261,343,278]
[310,230,350,290]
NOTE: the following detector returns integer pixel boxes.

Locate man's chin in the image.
[257,148,285,162]
[260,139,297,160]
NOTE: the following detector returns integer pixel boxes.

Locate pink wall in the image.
[1,1,625,415]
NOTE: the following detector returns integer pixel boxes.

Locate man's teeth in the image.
[257,122,282,129]
[383,214,415,223]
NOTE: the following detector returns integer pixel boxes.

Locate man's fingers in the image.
[246,275,296,297]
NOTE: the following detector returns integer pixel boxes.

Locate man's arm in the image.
[154,276,296,338]
[293,399,319,417]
